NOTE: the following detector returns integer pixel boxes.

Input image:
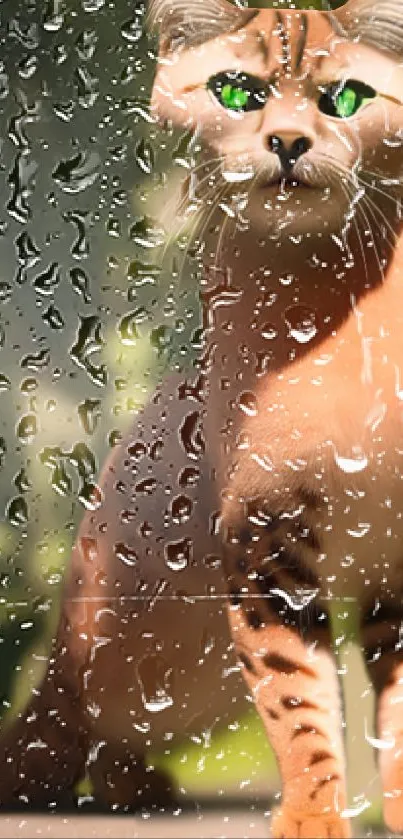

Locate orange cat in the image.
[2,1,403,836]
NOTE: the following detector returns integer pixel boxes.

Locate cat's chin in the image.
[245,184,350,238]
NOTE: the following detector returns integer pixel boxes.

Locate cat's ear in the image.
[147,0,256,55]
[333,0,403,55]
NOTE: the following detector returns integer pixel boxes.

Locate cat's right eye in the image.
[318,78,377,119]
[206,71,267,113]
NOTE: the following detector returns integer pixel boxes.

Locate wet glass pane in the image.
[0,1,401,837]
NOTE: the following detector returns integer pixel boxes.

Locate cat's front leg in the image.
[223,514,351,839]
[362,600,403,833]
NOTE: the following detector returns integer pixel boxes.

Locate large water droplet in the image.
[70,267,91,302]
[171,494,192,525]
[334,445,368,474]
[17,413,37,444]
[118,311,139,346]
[33,262,61,296]
[137,654,174,713]
[121,15,143,43]
[238,391,258,417]
[164,537,192,571]
[74,67,99,109]
[75,29,98,60]
[129,216,165,249]
[7,495,29,526]
[135,138,154,175]
[114,542,138,567]
[53,151,100,193]
[284,304,318,344]
[78,399,101,435]
[179,411,205,460]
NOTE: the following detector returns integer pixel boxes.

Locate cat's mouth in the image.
[264,175,312,190]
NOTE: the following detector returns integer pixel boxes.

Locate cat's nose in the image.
[268,133,312,171]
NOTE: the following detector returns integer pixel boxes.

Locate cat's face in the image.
[150,1,403,236]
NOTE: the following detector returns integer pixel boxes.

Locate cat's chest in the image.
[226,291,403,597]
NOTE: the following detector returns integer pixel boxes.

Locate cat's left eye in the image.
[318,79,377,119]
[206,71,267,113]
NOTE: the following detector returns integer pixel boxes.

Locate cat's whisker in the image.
[359,192,397,255]
[175,178,232,288]
[325,164,385,277]
[169,158,226,220]
[355,174,399,246]
[327,168,374,282]
[334,173,371,283]
[362,165,403,188]
[214,188,236,268]
[358,172,403,210]
[159,156,226,231]
[352,192,386,277]
[158,165,226,270]
[155,177,228,305]
[313,155,390,260]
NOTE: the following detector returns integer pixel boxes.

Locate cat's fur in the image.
[2,1,403,836]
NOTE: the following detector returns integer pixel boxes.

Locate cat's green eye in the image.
[318,79,377,119]
[207,71,267,113]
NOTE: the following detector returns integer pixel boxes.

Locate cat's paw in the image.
[270,806,352,838]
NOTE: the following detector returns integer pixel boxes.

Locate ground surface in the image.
[0,803,395,839]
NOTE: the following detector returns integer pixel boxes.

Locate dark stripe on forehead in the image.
[275,10,289,68]
[295,12,308,73]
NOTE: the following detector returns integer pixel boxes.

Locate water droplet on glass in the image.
[346,522,371,538]
[75,29,98,60]
[179,466,200,488]
[129,216,165,249]
[42,304,65,330]
[284,304,318,344]
[137,654,174,713]
[82,0,105,10]
[0,282,12,303]
[21,348,50,371]
[8,153,38,223]
[74,66,99,109]
[238,391,258,417]
[70,315,107,387]
[334,445,368,474]
[164,537,192,571]
[135,138,154,175]
[7,495,29,526]
[171,494,192,525]
[150,324,173,355]
[127,261,158,291]
[70,267,91,302]
[43,0,65,31]
[18,55,38,79]
[78,399,101,435]
[261,323,277,340]
[121,15,143,43]
[0,373,11,392]
[17,413,37,444]
[118,311,139,345]
[0,62,9,98]
[15,231,40,268]
[364,716,395,750]
[114,542,138,567]
[53,152,100,193]
[179,411,205,460]
[33,262,61,296]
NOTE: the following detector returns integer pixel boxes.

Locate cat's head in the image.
[149,0,403,236]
